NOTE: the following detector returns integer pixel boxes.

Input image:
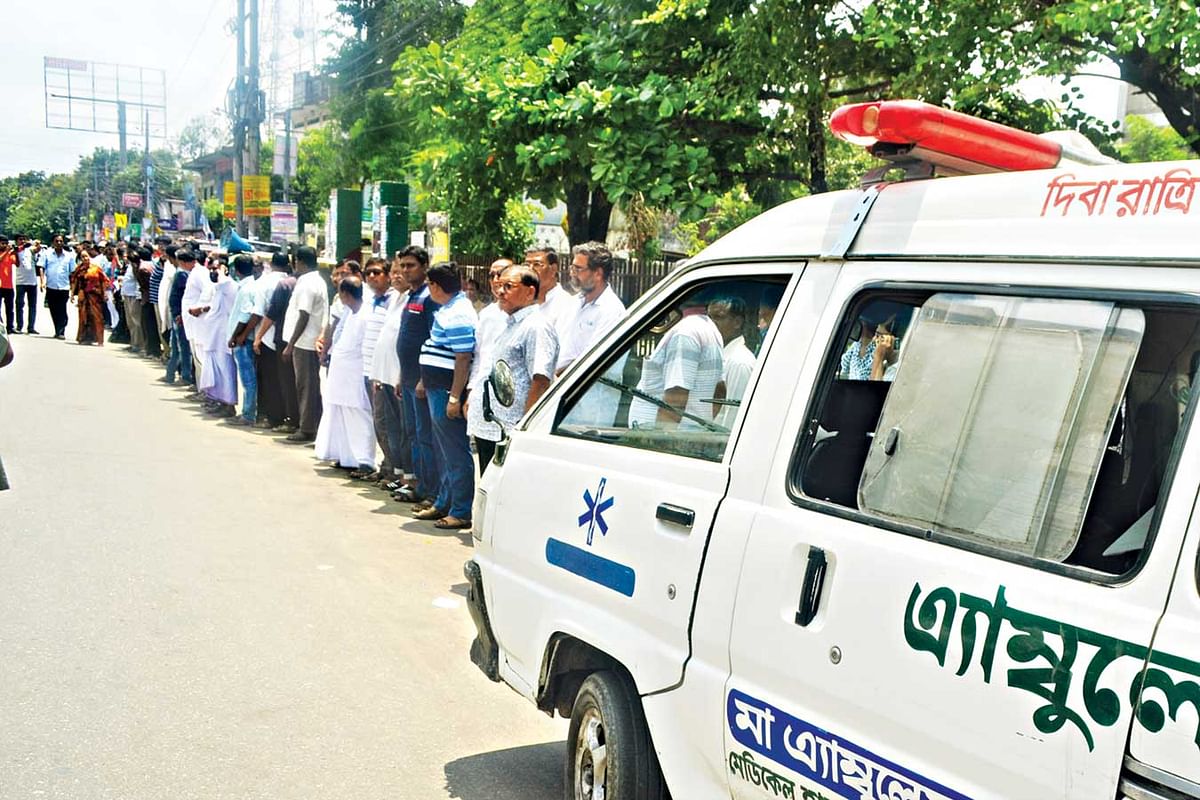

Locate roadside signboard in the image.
[270,202,299,244]
[223,181,237,219]
[122,192,143,208]
[243,175,271,217]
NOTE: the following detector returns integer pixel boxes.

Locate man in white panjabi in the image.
[197,261,239,414]
[184,253,215,397]
[315,275,377,469]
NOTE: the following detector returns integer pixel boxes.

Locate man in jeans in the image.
[13,234,39,334]
[413,262,477,530]
[393,246,438,505]
[164,249,195,386]
[282,246,327,444]
[225,255,259,426]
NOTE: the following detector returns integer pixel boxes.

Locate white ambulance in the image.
[464,100,1200,800]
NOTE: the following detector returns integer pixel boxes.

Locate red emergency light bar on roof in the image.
[830,100,1067,176]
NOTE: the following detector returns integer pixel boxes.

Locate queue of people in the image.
[15,233,626,533]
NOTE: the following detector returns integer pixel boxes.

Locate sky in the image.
[0,0,340,179]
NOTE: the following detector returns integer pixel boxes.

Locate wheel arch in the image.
[536,632,634,718]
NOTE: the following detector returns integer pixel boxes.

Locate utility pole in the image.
[233,0,247,236]
[144,108,153,240]
[282,107,292,202]
[117,101,128,168]
[246,0,262,240]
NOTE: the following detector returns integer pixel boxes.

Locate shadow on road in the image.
[444,741,565,800]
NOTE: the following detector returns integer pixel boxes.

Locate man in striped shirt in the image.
[414,262,477,530]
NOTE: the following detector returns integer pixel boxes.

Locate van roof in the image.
[695,159,1200,266]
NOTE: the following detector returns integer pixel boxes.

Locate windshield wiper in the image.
[597,377,729,434]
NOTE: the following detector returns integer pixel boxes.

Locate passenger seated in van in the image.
[839,311,899,381]
[628,294,724,429]
[708,296,756,428]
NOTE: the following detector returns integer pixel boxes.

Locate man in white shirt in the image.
[368,257,410,486]
[355,257,399,480]
[314,275,375,470]
[181,249,213,398]
[466,258,514,473]
[13,235,40,334]
[707,295,757,429]
[282,246,329,443]
[245,252,288,428]
[557,241,626,375]
[526,247,576,338]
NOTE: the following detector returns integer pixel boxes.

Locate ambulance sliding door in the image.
[723,264,1200,800]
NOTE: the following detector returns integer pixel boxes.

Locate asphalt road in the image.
[0,316,565,799]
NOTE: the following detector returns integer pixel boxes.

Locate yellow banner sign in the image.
[223,181,237,219]
[113,213,128,229]
[243,175,271,217]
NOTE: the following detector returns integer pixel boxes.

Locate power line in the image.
[168,0,229,95]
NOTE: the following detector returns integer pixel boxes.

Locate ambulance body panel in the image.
[466,151,1200,800]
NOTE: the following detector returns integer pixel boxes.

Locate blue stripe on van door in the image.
[545,538,636,597]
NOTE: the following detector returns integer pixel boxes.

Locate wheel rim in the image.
[574,707,608,800]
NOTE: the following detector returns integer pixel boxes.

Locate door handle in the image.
[656,503,695,528]
[794,546,827,626]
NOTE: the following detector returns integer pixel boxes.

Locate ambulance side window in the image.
[552,277,785,462]
[792,290,1200,578]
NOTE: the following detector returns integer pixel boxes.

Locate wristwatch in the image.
[449,396,460,404]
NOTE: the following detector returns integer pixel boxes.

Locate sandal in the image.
[434,516,472,530]
[349,469,376,480]
[413,506,447,520]
[394,487,423,503]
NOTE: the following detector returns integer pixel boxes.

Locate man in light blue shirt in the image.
[36,235,76,338]
[225,255,260,426]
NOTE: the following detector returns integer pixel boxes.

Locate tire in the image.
[565,670,667,800]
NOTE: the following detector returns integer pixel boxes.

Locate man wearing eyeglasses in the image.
[466,258,515,474]
[556,241,625,376]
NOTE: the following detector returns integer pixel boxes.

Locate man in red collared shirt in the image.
[0,236,16,334]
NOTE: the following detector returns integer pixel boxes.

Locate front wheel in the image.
[565,671,666,800]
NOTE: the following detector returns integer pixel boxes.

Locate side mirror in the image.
[490,359,516,408]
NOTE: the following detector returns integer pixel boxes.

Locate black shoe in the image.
[225,416,253,427]
[54,334,65,339]
[254,419,275,430]
[284,432,314,444]
[27,329,38,335]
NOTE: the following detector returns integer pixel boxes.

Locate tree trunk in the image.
[1115,46,1200,156]
[806,99,828,195]
[586,186,612,244]
[564,181,590,248]
[563,182,614,247]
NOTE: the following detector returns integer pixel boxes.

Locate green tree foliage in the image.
[0,147,187,241]
[327,0,467,183]
[293,126,359,230]
[174,115,228,162]
[861,0,1200,154]
[1118,115,1194,163]
[310,0,1200,258]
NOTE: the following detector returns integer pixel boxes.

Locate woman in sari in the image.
[73,251,107,346]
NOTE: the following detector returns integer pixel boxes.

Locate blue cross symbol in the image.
[578,478,614,546]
